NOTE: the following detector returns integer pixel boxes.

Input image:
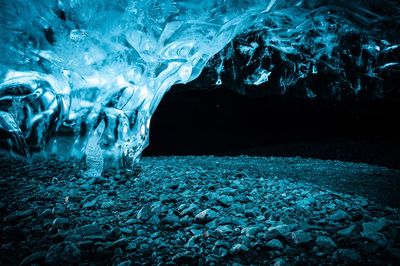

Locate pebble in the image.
[1,156,399,265]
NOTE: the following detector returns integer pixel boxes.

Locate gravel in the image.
[0,155,400,265]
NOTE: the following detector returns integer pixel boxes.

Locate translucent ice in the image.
[0,0,399,171]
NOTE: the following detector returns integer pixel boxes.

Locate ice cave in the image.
[0,0,400,265]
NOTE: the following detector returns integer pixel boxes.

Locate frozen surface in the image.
[0,156,400,264]
[0,0,399,171]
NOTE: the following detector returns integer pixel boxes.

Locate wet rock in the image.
[137,206,152,222]
[52,217,70,228]
[194,209,218,224]
[100,200,114,209]
[266,239,284,250]
[333,249,361,264]
[362,218,386,234]
[83,199,97,208]
[241,226,261,237]
[274,258,287,266]
[315,236,337,249]
[172,251,195,264]
[217,195,233,207]
[230,243,249,254]
[288,230,313,246]
[45,241,81,266]
[244,209,257,218]
[73,223,102,237]
[116,260,132,266]
[215,225,233,234]
[162,214,180,226]
[329,210,348,221]
[3,209,33,222]
[268,224,291,237]
[362,232,388,248]
[20,251,47,266]
[337,224,356,237]
[180,204,198,217]
[148,215,161,225]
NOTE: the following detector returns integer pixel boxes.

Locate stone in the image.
[83,199,97,208]
[45,241,81,265]
[217,195,233,207]
[73,223,102,236]
[215,225,234,234]
[20,251,47,266]
[172,252,195,264]
[315,236,337,250]
[100,200,114,209]
[362,218,386,234]
[268,224,291,237]
[333,249,361,263]
[180,204,198,217]
[230,244,249,254]
[116,260,132,266]
[274,258,287,266]
[148,215,161,225]
[329,210,348,221]
[162,214,180,226]
[241,226,262,237]
[52,217,70,228]
[337,225,356,237]
[289,230,313,245]
[194,209,218,224]
[137,206,152,222]
[3,209,33,222]
[362,232,388,248]
[266,239,284,250]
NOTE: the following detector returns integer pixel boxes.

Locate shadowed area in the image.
[145,87,400,169]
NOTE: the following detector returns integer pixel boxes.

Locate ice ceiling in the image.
[0,0,399,172]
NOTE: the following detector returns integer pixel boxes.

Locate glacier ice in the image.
[0,0,399,173]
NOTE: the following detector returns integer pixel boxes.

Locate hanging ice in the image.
[0,0,399,172]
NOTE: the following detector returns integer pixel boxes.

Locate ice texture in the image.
[0,0,399,171]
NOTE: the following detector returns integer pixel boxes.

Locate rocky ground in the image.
[0,155,400,265]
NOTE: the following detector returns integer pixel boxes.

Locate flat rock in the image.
[333,249,361,263]
[194,209,218,224]
[45,241,81,266]
[20,251,47,266]
[230,244,249,254]
[266,239,284,250]
[315,236,337,250]
[137,205,152,222]
[337,225,356,237]
[215,225,234,234]
[329,210,348,221]
[288,230,313,245]
[362,218,386,234]
[362,232,388,248]
[3,209,33,222]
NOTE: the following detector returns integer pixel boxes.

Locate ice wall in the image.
[0,0,399,173]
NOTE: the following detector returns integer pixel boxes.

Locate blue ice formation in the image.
[0,0,399,172]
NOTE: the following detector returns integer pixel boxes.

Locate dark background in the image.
[144,85,400,169]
